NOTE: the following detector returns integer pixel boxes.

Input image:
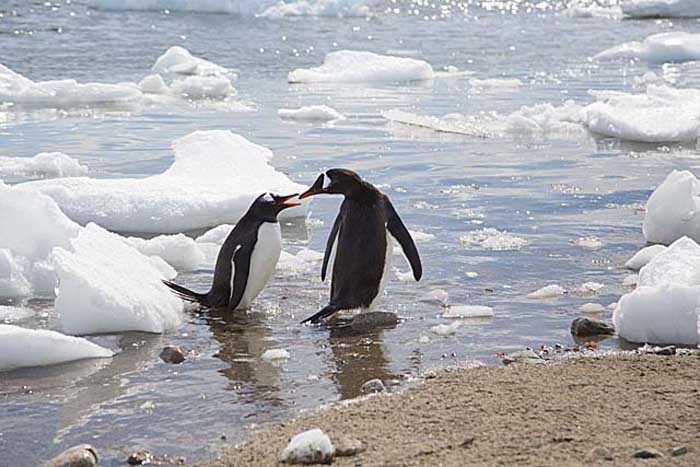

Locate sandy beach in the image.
[204,353,700,467]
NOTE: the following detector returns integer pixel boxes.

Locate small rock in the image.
[361,378,386,394]
[351,311,398,330]
[634,448,662,459]
[655,345,676,356]
[46,445,98,467]
[586,447,613,462]
[127,449,153,465]
[460,436,475,447]
[281,428,334,465]
[571,317,615,338]
[334,436,365,457]
[671,446,688,457]
[424,370,437,379]
[501,349,545,366]
[159,346,187,364]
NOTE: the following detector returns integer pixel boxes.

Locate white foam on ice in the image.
[260,0,376,18]
[278,105,345,122]
[625,244,668,270]
[281,429,334,465]
[261,348,291,361]
[442,305,494,319]
[0,153,88,179]
[288,51,434,84]
[527,284,567,299]
[643,171,700,245]
[0,324,113,372]
[614,236,700,345]
[460,228,527,251]
[18,131,307,233]
[125,234,205,271]
[53,223,183,335]
[622,0,700,18]
[595,32,700,64]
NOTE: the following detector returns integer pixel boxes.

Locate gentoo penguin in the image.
[298,169,421,324]
[163,192,299,311]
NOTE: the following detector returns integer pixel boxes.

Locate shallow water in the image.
[2,1,700,465]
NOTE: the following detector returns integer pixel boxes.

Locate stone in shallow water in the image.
[351,311,398,330]
[501,349,545,366]
[159,345,187,364]
[570,317,615,338]
[361,378,386,394]
[46,445,98,467]
[281,428,334,465]
[127,449,153,465]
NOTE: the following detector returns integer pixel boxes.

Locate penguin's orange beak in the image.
[299,174,326,199]
[273,193,301,208]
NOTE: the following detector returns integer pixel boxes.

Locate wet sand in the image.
[204,353,700,466]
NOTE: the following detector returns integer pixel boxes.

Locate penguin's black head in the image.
[299,169,364,199]
[251,192,300,222]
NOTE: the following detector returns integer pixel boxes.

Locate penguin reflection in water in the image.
[163,193,300,311]
[299,169,422,324]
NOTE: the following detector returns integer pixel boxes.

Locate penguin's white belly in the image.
[367,228,393,311]
[239,222,282,308]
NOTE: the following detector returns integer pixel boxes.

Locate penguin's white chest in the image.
[367,228,393,311]
[239,222,282,308]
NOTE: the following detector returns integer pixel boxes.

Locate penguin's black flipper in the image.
[321,211,343,282]
[162,280,210,307]
[300,304,341,324]
[227,244,253,312]
[385,198,422,281]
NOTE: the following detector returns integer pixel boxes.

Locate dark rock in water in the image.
[501,349,545,366]
[586,447,613,462]
[570,317,615,338]
[46,445,98,467]
[672,446,688,457]
[127,449,153,465]
[334,436,365,457]
[159,345,187,364]
[351,311,398,330]
[633,448,662,459]
[361,378,386,394]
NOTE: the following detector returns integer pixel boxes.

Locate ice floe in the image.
[0,324,113,372]
[643,170,700,245]
[572,236,603,250]
[54,223,183,335]
[17,131,307,233]
[261,348,291,361]
[442,305,494,319]
[430,321,461,336]
[626,244,667,270]
[573,281,605,296]
[288,50,434,83]
[125,234,205,271]
[195,224,234,245]
[277,249,324,274]
[595,32,700,64]
[260,0,376,18]
[0,153,88,180]
[622,0,700,18]
[278,105,345,122]
[614,236,700,345]
[563,3,622,18]
[460,228,527,251]
[420,289,449,304]
[580,302,605,313]
[152,46,234,78]
[527,284,567,299]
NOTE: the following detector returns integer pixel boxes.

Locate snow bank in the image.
[53,223,183,335]
[622,0,700,18]
[626,244,667,270]
[288,51,434,84]
[152,46,234,78]
[260,0,376,18]
[0,324,113,372]
[278,105,344,122]
[614,237,700,345]
[595,32,700,64]
[18,131,307,233]
[643,170,700,245]
[0,153,87,179]
[460,228,527,251]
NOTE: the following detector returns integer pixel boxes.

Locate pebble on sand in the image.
[281,428,334,465]
[159,345,187,364]
[46,445,98,467]
[633,448,663,459]
[361,378,386,394]
[333,436,365,457]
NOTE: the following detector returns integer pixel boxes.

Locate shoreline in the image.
[203,353,700,466]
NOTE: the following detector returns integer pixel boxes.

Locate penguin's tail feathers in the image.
[300,304,341,325]
[162,280,209,307]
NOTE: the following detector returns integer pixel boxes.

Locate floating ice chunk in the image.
[468,78,522,93]
[277,248,324,274]
[573,281,605,296]
[0,324,113,371]
[288,50,434,83]
[572,236,603,250]
[125,234,205,271]
[563,4,622,18]
[595,32,700,64]
[0,153,87,179]
[0,63,142,108]
[195,224,234,245]
[622,0,700,18]
[614,236,700,345]
[53,223,182,335]
[626,244,667,270]
[430,321,461,336]
[460,228,527,251]
[281,429,334,465]
[442,305,494,319]
[18,131,307,234]
[527,284,567,299]
[139,74,170,95]
[0,306,34,323]
[262,349,290,361]
[643,170,700,244]
[169,75,236,100]
[90,0,270,13]
[152,46,234,78]
[420,289,449,304]
[580,302,605,313]
[417,335,431,344]
[278,105,344,122]
[465,271,479,278]
[260,0,376,18]
[0,250,31,298]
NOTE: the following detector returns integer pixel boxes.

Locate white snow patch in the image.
[17,131,307,233]
[614,236,700,345]
[643,170,700,245]
[261,348,290,361]
[278,105,344,122]
[0,153,88,179]
[0,324,113,372]
[460,228,527,251]
[580,302,605,313]
[626,244,668,270]
[281,429,334,465]
[288,50,434,83]
[442,305,494,319]
[430,321,462,336]
[623,0,700,18]
[595,32,700,64]
[527,284,567,299]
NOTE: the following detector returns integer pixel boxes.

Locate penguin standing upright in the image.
[298,169,421,324]
[163,192,299,311]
